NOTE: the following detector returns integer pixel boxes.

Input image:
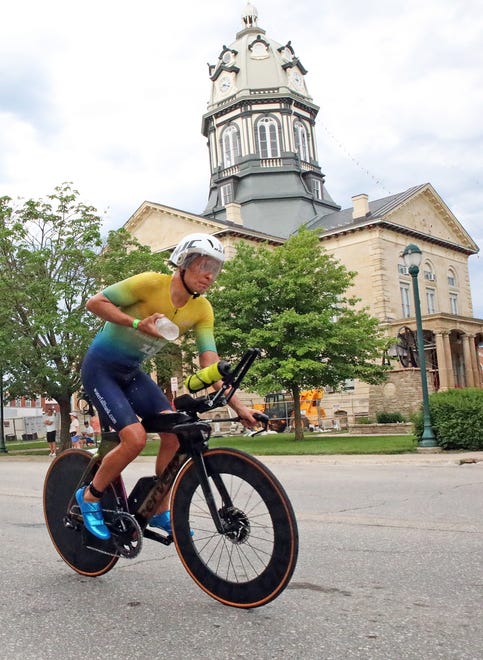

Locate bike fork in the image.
[191,450,232,534]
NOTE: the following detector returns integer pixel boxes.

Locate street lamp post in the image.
[0,367,8,453]
[402,243,437,448]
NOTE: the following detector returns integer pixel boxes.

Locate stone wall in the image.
[368,368,436,418]
[349,422,413,435]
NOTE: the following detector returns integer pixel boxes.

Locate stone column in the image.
[443,332,455,389]
[469,336,483,387]
[435,332,449,390]
[462,334,475,387]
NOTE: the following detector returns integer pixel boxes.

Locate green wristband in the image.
[132,319,141,329]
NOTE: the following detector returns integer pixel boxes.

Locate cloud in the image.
[1,0,482,316]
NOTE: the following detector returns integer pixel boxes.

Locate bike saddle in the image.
[141,411,191,433]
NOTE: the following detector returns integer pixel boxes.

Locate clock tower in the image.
[201,2,339,237]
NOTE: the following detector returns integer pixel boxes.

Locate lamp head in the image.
[402,243,422,270]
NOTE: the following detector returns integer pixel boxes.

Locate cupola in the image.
[201,4,339,237]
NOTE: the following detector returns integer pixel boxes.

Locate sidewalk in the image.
[259,451,483,466]
[3,450,483,466]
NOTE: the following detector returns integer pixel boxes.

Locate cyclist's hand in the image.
[234,406,260,430]
[135,314,167,338]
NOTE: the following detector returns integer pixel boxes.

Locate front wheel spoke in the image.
[237,539,273,568]
[232,544,259,581]
[199,532,225,565]
[220,537,237,580]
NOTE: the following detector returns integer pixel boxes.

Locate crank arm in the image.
[143,528,173,546]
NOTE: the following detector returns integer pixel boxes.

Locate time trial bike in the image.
[43,348,298,609]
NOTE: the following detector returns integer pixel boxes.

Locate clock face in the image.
[219,75,232,93]
[290,71,304,90]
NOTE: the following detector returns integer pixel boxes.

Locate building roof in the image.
[304,183,479,255]
[305,184,427,232]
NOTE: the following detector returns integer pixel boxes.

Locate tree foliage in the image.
[94,227,169,284]
[0,184,169,449]
[209,229,389,439]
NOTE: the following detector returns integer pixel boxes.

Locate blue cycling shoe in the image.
[149,510,194,536]
[149,510,172,534]
[75,486,111,540]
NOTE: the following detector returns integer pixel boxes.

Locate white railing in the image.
[260,158,283,168]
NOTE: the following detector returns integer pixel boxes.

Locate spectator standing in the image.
[43,407,57,457]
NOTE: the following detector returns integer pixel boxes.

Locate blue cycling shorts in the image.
[81,349,172,432]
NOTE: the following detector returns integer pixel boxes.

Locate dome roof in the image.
[207,3,312,110]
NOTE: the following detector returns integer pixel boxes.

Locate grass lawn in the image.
[157,433,417,456]
[2,433,418,457]
[1,439,95,455]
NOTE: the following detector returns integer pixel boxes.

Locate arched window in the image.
[447,268,457,288]
[257,116,280,158]
[293,119,309,161]
[423,261,436,283]
[222,124,241,168]
[448,268,458,314]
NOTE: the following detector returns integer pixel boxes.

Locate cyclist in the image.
[78,232,258,540]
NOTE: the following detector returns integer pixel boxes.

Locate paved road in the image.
[0,453,482,660]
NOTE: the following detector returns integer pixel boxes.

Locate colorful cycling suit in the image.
[81,272,217,432]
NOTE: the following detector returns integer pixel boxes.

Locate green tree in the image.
[0,184,169,450]
[94,227,169,284]
[210,229,388,439]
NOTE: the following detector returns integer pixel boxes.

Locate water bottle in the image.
[155,317,179,341]
[184,360,231,392]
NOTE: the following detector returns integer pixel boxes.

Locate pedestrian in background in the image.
[43,407,57,457]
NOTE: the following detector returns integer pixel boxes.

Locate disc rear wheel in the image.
[43,449,120,576]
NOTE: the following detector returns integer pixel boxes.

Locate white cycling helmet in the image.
[170,233,225,268]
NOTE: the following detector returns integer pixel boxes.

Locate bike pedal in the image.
[63,514,81,531]
[143,527,173,546]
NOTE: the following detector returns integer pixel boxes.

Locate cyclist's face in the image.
[185,256,222,291]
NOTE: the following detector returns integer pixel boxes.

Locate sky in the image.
[1,0,482,316]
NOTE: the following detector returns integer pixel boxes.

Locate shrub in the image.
[355,416,373,424]
[376,411,405,424]
[413,388,483,451]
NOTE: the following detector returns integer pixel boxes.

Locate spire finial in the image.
[242,2,258,29]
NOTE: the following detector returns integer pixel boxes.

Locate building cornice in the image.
[319,219,478,256]
[382,313,483,334]
[123,200,286,249]
[123,201,227,234]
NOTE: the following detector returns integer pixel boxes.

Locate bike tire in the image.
[43,449,119,577]
[170,448,298,608]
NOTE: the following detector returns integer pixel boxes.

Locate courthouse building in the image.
[124,3,483,421]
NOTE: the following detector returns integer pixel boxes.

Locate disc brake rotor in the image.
[219,506,251,544]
